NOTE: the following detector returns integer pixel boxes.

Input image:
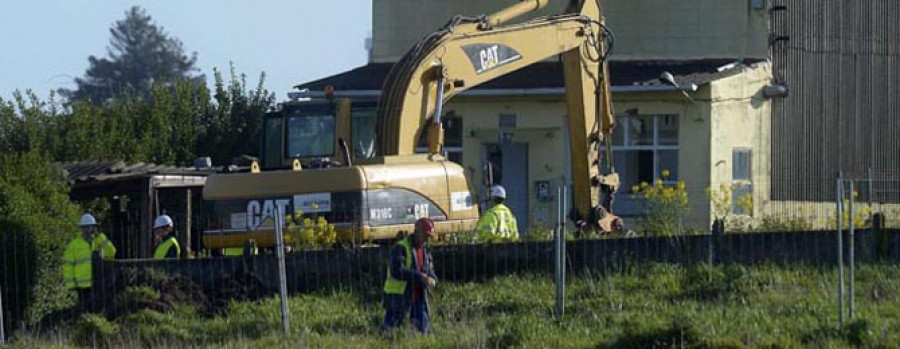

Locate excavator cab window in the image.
[260,113,283,169]
[285,104,336,158]
[350,102,377,159]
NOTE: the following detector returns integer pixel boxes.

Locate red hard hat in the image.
[415,217,435,237]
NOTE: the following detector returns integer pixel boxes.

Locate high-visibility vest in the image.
[224,247,243,256]
[475,203,519,242]
[224,246,258,256]
[63,233,116,289]
[154,236,181,259]
[383,238,412,295]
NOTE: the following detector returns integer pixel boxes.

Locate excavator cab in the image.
[259,96,354,170]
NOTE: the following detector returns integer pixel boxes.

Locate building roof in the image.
[295,59,765,93]
[58,160,216,186]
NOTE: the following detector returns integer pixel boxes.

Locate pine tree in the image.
[62,6,200,104]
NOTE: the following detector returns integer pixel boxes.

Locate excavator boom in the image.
[375,0,621,232]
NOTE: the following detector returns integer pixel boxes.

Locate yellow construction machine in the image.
[202,0,622,249]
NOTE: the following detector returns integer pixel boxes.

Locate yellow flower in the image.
[640,181,649,188]
[631,185,640,194]
[662,187,675,199]
[661,169,670,178]
[654,179,663,188]
[677,181,686,190]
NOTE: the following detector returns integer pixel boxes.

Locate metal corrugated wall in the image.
[771,0,900,202]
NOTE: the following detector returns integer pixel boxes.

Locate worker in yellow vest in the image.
[381,218,438,334]
[152,215,180,259]
[63,213,116,312]
[475,185,519,242]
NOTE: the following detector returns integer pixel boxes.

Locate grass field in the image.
[8,262,900,348]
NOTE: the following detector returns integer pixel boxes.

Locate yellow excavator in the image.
[202,0,622,249]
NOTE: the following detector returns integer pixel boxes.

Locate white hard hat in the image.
[153,215,174,229]
[78,214,97,227]
[489,185,506,199]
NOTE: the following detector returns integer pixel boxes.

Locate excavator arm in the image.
[375,0,622,233]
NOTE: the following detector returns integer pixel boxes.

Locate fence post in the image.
[561,185,567,312]
[554,184,565,321]
[1,281,5,345]
[874,212,886,258]
[274,206,290,335]
[836,173,845,328]
[710,218,724,280]
[849,180,855,320]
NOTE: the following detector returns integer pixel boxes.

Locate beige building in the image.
[297,0,783,233]
[372,0,770,62]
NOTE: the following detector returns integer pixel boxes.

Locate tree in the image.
[62,6,200,104]
[0,152,81,329]
[195,66,274,166]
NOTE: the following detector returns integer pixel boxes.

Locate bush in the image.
[71,313,119,348]
[631,172,691,236]
[438,231,478,244]
[285,211,338,250]
[0,152,81,331]
[706,183,755,232]
[522,224,554,241]
[114,267,210,316]
[114,286,162,314]
[757,214,814,232]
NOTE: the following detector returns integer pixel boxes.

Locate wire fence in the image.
[2,179,900,347]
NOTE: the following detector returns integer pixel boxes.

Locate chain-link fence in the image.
[2,177,899,347]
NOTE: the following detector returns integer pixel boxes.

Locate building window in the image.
[416,114,463,163]
[732,148,752,215]
[608,114,679,216]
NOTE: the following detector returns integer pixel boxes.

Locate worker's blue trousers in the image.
[381,298,429,334]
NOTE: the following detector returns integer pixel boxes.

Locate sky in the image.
[0,0,372,102]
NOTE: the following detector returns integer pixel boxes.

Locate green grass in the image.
[7,262,900,348]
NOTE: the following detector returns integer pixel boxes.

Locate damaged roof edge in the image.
[293,59,765,95]
[296,84,696,99]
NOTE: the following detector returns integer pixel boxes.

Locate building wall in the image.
[613,94,713,230]
[599,0,769,61]
[446,98,569,235]
[706,64,773,226]
[371,0,769,63]
[752,200,900,230]
[372,0,567,63]
[432,66,772,234]
[442,84,726,234]
[770,0,900,203]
